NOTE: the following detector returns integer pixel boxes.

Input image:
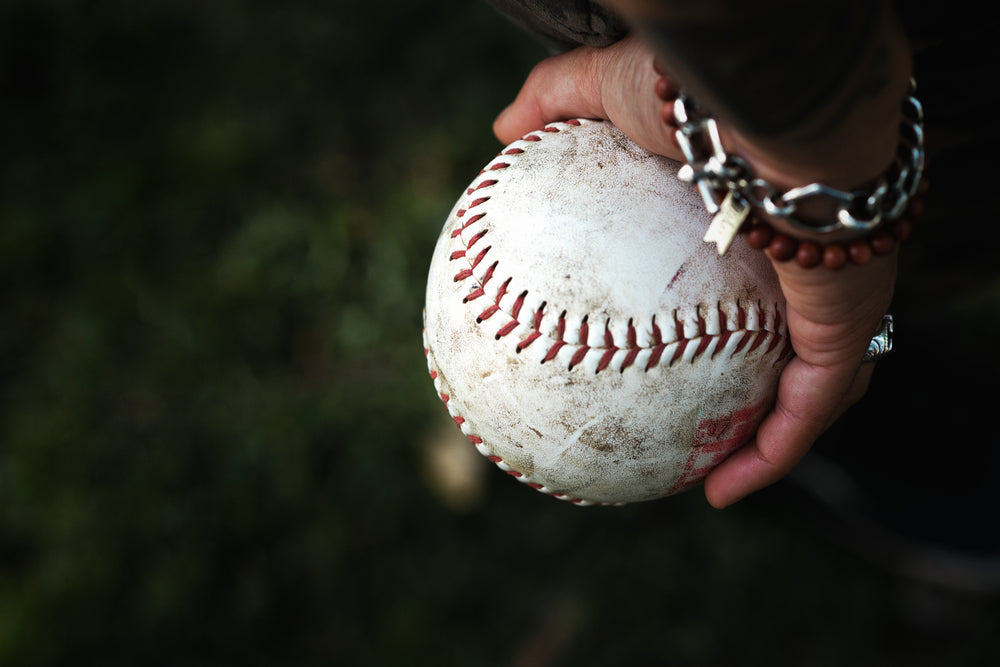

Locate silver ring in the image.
[863,314,894,363]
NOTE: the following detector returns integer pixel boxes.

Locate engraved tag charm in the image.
[703,191,749,255]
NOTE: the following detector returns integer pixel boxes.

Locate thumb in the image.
[492,48,604,146]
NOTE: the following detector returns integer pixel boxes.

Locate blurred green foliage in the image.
[2,1,999,666]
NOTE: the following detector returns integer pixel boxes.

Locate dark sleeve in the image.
[484,0,628,51]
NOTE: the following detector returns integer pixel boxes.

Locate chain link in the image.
[674,79,925,238]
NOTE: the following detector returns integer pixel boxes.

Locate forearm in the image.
[600,0,913,190]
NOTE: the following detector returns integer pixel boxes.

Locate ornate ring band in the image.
[863,314,894,363]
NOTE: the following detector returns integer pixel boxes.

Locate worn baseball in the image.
[423,119,792,505]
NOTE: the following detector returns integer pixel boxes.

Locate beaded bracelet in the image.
[744,175,927,270]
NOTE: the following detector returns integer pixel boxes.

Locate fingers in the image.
[703,355,874,509]
[493,37,684,160]
[492,48,604,146]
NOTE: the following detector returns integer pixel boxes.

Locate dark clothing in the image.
[484,0,625,50]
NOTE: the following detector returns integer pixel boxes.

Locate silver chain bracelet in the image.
[674,79,925,250]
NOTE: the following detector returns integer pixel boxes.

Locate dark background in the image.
[2,1,998,665]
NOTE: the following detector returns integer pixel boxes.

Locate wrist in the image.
[673,78,925,269]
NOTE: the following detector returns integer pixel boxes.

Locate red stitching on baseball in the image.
[478,303,500,322]
[445,123,790,378]
[470,246,491,269]
[467,229,488,250]
[647,318,666,371]
[670,339,688,365]
[451,212,485,238]
[693,335,713,360]
[595,321,618,372]
[713,329,733,359]
[516,303,546,353]
[543,313,565,363]
[747,330,769,354]
[496,320,519,338]
[472,179,498,192]
[569,345,590,371]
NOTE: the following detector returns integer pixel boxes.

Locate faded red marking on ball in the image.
[667,262,687,289]
[668,400,768,494]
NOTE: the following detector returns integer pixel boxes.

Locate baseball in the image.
[423,119,792,505]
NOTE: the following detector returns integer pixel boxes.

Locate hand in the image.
[495,35,900,508]
[493,35,683,162]
[704,252,896,507]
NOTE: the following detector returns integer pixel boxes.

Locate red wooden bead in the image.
[891,219,912,242]
[655,77,677,101]
[795,242,822,268]
[746,224,773,249]
[869,230,896,256]
[659,102,676,126]
[847,239,872,265]
[768,234,797,261]
[822,244,848,270]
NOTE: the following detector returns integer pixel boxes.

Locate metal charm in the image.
[703,191,750,254]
